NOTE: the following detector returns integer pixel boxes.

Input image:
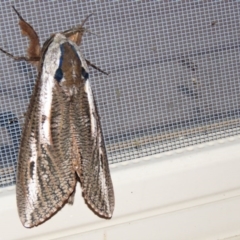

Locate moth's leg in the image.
[0,48,40,62]
[12,6,41,64]
[85,59,109,75]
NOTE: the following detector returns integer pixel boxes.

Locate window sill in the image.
[1,135,240,240]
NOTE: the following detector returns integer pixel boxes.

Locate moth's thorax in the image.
[41,34,89,97]
[53,33,67,44]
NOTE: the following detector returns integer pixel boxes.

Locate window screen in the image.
[0,2,239,188]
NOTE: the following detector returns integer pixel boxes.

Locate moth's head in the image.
[63,26,86,46]
[62,13,94,46]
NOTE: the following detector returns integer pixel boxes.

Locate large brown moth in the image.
[0,7,114,228]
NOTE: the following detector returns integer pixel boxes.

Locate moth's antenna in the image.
[80,13,100,37]
[81,13,94,27]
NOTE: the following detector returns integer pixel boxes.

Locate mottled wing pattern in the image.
[4,7,114,228]
[17,37,77,228]
[17,32,114,228]
[72,79,115,218]
[59,40,114,218]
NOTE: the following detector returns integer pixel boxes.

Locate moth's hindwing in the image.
[17,33,114,227]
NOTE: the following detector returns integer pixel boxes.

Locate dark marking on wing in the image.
[41,115,47,123]
[29,161,35,180]
[54,45,64,82]
[81,68,89,80]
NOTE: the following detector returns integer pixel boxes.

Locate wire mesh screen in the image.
[0,2,239,188]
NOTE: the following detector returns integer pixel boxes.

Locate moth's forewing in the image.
[17,35,78,228]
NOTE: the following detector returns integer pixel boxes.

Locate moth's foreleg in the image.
[0,48,40,62]
[12,6,41,66]
[85,59,109,75]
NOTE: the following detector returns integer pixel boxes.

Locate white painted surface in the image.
[1,135,240,240]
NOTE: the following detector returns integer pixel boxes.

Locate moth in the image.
[0,7,114,228]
